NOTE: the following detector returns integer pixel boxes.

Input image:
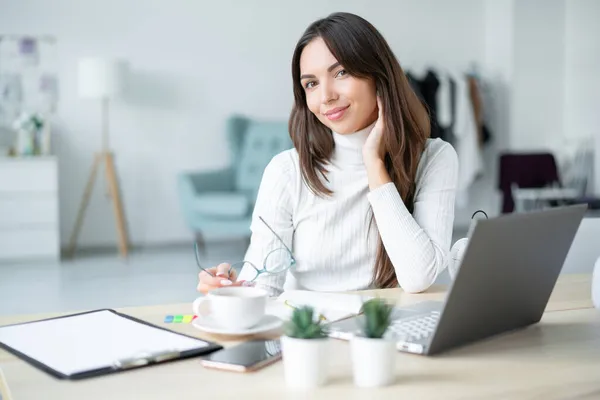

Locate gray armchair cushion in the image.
[192,192,250,218]
[235,120,292,201]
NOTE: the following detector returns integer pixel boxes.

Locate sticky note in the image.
[192,315,198,321]
[173,315,183,323]
[182,315,193,323]
[164,315,173,323]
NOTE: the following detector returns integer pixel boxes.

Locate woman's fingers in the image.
[228,268,239,281]
[197,263,244,294]
[200,272,233,287]
[216,263,233,278]
[197,281,212,294]
[199,268,233,287]
[197,279,249,294]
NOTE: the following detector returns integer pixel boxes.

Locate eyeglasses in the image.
[194,216,296,282]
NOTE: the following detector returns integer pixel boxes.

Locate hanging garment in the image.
[435,70,456,147]
[453,73,483,208]
[406,69,444,140]
[467,75,494,148]
[468,76,484,148]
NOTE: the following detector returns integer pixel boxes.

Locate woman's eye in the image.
[336,69,347,78]
[305,81,316,89]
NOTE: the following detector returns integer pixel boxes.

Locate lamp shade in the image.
[77,57,126,99]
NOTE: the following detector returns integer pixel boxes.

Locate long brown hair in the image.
[289,12,430,288]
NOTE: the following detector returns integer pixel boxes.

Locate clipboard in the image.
[0,366,14,400]
[0,309,222,380]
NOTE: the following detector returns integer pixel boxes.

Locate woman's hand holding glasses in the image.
[195,216,294,295]
[196,262,253,294]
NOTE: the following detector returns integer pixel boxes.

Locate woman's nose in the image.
[320,80,337,104]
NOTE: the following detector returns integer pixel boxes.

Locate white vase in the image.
[593,257,600,310]
[281,336,328,389]
[350,336,396,388]
[16,129,34,156]
[41,126,51,155]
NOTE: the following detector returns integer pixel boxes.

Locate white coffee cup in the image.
[193,286,268,330]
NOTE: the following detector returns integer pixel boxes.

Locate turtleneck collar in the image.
[331,120,376,167]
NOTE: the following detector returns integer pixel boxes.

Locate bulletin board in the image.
[0,35,58,129]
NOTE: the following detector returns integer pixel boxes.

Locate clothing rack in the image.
[405,67,492,148]
[405,66,493,209]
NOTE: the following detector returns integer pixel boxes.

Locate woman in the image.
[197,12,458,296]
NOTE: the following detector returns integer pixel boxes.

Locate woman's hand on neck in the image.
[362,96,392,191]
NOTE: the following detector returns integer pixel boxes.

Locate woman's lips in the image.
[324,105,349,121]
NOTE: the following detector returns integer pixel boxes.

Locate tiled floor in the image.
[0,240,250,317]
[0,228,479,317]
[2,220,595,317]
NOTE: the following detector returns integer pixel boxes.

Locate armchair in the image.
[177,115,293,245]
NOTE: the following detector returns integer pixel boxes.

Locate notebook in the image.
[0,309,221,380]
[267,290,373,323]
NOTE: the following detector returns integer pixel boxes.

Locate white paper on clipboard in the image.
[0,310,210,377]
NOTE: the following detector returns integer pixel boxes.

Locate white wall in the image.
[564,0,600,141]
[564,0,600,195]
[0,0,486,247]
[511,0,567,151]
[483,0,514,153]
[506,0,600,156]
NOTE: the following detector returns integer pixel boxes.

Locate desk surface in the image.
[1,273,599,400]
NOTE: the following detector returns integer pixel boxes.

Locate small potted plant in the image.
[281,306,329,388]
[350,298,395,387]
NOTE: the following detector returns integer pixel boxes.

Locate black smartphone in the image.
[200,339,282,373]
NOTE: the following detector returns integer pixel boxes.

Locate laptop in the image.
[327,204,587,355]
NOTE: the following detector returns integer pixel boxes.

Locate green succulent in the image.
[284,306,328,339]
[358,298,394,339]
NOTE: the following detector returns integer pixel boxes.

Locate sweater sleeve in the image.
[366,142,458,293]
[237,152,295,297]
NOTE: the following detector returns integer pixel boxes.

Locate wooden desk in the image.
[1,274,599,400]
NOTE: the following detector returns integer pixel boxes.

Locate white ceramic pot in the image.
[281,336,328,389]
[593,256,600,310]
[350,335,396,388]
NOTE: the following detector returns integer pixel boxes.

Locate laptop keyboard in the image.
[387,311,440,341]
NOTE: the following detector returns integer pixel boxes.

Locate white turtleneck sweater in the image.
[238,123,459,296]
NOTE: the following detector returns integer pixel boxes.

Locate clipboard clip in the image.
[112,349,181,370]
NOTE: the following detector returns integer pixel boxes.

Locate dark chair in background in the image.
[498,152,600,214]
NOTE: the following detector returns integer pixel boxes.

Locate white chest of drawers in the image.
[0,156,60,261]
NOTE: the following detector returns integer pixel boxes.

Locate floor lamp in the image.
[68,57,129,258]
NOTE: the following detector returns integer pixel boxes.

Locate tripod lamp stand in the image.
[68,57,129,258]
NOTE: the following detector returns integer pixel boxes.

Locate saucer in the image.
[192,313,283,336]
